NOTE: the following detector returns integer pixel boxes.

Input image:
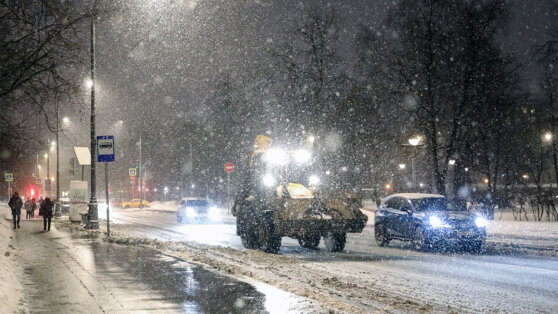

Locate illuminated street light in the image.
[484,178,489,184]
[465,167,469,172]
[544,132,552,142]
[385,183,391,190]
[44,153,48,158]
[398,163,406,170]
[408,137,420,146]
[191,184,195,189]
[63,117,69,123]
[449,159,456,166]
[176,186,180,190]
[51,141,56,146]
[85,79,93,89]
[522,174,529,179]
[307,135,315,144]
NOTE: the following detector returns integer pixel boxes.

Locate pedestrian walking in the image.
[39,197,54,231]
[30,198,37,218]
[24,198,34,219]
[8,192,23,229]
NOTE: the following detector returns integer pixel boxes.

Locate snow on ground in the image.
[0,205,23,313]
[147,201,179,212]
[86,206,558,313]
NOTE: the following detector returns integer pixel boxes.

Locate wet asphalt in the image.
[10,216,309,313]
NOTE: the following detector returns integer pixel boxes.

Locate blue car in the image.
[374,193,487,252]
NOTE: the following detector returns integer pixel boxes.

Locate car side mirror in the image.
[401,206,412,214]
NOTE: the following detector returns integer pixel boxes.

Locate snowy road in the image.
[103,208,558,313]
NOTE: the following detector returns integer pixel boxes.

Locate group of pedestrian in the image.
[8,192,54,231]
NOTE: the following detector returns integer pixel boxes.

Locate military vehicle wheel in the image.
[258,216,281,253]
[324,233,346,252]
[374,224,389,247]
[240,230,260,249]
[298,236,320,249]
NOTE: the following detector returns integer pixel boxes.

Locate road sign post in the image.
[224,163,234,212]
[97,136,115,237]
[5,173,13,200]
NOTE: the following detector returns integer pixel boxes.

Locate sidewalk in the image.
[3,210,310,313]
[0,214,22,313]
[7,216,186,312]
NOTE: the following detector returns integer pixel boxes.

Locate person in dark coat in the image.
[39,197,54,231]
[31,198,37,218]
[8,192,23,229]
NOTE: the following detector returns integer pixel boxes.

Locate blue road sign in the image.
[97,135,115,162]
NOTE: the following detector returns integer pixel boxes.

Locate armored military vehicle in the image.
[232,135,368,253]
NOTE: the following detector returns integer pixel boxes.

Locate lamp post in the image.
[404,137,422,191]
[55,103,61,216]
[85,6,99,229]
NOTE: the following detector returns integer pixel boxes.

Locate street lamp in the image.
[544,132,552,142]
[398,163,406,170]
[404,136,422,191]
[63,117,69,124]
[408,137,420,146]
[448,159,456,166]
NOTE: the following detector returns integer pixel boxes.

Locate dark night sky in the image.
[52,0,557,194]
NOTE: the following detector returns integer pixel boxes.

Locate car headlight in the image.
[308,175,320,186]
[262,174,275,187]
[475,216,488,228]
[208,206,220,219]
[186,207,197,217]
[264,149,288,165]
[429,215,451,228]
[294,149,311,163]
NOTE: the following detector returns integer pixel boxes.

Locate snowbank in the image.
[148,201,179,212]
[488,219,558,239]
[0,213,23,313]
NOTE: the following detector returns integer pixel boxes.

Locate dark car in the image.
[374,193,488,252]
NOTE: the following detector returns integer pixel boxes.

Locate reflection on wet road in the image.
[14,220,311,313]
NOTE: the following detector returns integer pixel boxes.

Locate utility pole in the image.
[86,8,99,229]
[179,158,183,199]
[55,102,61,216]
[139,132,143,210]
[46,145,50,196]
[189,142,193,197]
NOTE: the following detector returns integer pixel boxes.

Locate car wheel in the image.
[374,224,390,247]
[324,233,346,252]
[298,235,320,249]
[258,215,281,254]
[413,226,432,251]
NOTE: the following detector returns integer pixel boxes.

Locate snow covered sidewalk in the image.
[0,212,23,313]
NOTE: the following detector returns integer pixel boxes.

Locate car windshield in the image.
[187,200,208,207]
[412,198,464,212]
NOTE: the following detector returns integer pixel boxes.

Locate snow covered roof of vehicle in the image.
[387,193,445,200]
